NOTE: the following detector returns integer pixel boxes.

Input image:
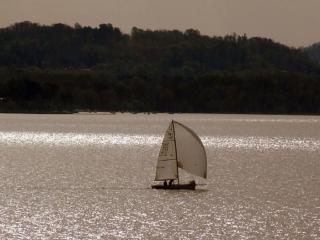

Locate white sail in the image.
[155,122,178,181]
[174,121,207,179]
[155,121,207,181]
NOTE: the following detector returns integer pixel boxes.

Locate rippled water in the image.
[0,113,319,239]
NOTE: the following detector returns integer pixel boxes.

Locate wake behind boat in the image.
[151,120,207,190]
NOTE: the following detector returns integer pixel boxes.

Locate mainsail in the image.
[155,122,178,180]
[155,121,207,181]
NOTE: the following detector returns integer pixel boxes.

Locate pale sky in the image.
[1,0,320,47]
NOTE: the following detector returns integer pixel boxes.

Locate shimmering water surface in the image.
[0,113,319,239]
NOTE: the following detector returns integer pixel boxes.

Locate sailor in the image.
[169,179,174,186]
[163,180,167,187]
[190,180,196,187]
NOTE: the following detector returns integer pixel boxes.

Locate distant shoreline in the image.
[0,111,319,117]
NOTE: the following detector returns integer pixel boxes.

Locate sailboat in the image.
[151,120,207,190]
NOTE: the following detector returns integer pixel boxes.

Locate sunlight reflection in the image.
[0,131,319,151]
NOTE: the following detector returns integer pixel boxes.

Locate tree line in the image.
[0,21,319,114]
[304,43,320,64]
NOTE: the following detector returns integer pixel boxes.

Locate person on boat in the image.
[163,180,167,187]
[169,179,174,186]
[189,180,196,188]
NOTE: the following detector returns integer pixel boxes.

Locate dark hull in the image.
[151,182,196,190]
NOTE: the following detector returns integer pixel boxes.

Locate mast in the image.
[172,121,179,184]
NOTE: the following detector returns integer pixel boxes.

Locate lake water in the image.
[0,113,319,239]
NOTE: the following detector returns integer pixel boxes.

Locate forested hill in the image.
[0,22,320,114]
[304,43,320,64]
[0,22,319,73]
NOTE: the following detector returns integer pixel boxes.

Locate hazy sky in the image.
[1,0,320,47]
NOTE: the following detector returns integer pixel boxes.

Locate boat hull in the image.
[151,182,196,190]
